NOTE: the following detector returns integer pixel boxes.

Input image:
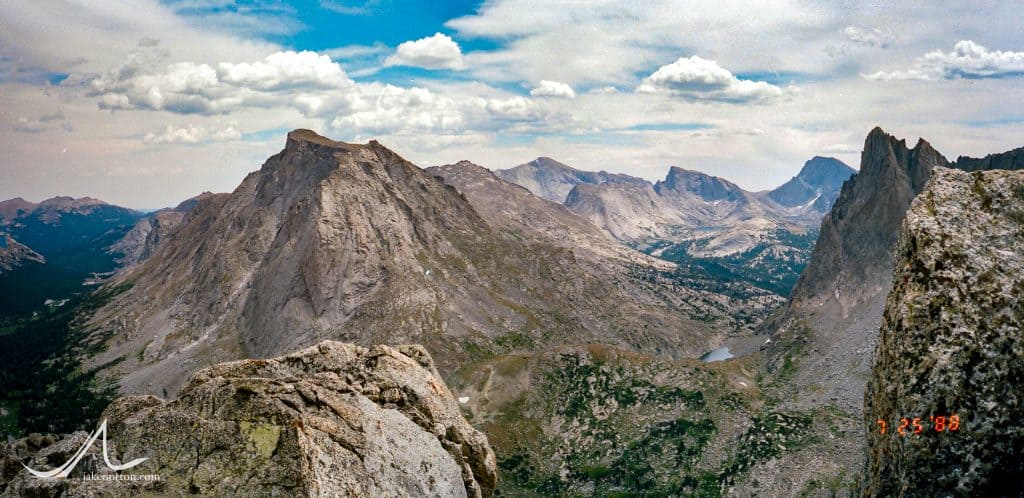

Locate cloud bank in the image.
[864,40,1024,81]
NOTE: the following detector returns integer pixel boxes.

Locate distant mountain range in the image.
[84,130,768,396]
[494,157,650,203]
[0,196,141,322]
[495,154,855,295]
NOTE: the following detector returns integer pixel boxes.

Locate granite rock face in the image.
[764,128,952,415]
[863,167,1024,497]
[953,146,1024,172]
[1,341,497,497]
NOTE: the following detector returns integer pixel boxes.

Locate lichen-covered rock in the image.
[1,341,497,497]
[863,167,1024,496]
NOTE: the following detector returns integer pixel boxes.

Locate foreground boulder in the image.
[863,167,1024,496]
[1,341,497,497]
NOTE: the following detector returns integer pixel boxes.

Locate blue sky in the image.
[2,1,1024,207]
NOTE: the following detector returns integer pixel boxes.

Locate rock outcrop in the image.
[655,166,748,203]
[766,128,952,414]
[953,145,1024,172]
[863,167,1024,496]
[1,341,497,497]
[790,128,945,307]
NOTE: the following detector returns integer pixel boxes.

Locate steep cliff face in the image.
[764,128,952,414]
[1,341,497,497]
[863,167,1024,497]
[89,130,712,397]
[791,128,946,306]
[768,128,1024,415]
[565,182,685,241]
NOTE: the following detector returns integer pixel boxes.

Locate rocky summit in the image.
[767,156,856,215]
[1,341,497,498]
[863,167,1024,496]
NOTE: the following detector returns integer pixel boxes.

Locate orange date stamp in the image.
[876,415,961,435]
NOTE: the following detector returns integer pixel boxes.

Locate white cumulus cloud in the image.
[864,40,1024,81]
[637,56,784,104]
[218,51,351,90]
[85,48,556,137]
[88,50,356,114]
[384,33,465,70]
[530,80,576,99]
[143,123,242,144]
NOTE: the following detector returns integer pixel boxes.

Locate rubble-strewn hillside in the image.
[449,345,850,497]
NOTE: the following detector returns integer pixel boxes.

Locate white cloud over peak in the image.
[82,48,556,138]
[143,123,242,145]
[385,33,465,70]
[87,50,356,114]
[637,56,784,104]
[530,80,576,99]
[218,51,351,90]
[864,40,1024,81]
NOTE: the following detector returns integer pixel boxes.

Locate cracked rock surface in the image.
[863,167,1024,496]
[1,341,497,497]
